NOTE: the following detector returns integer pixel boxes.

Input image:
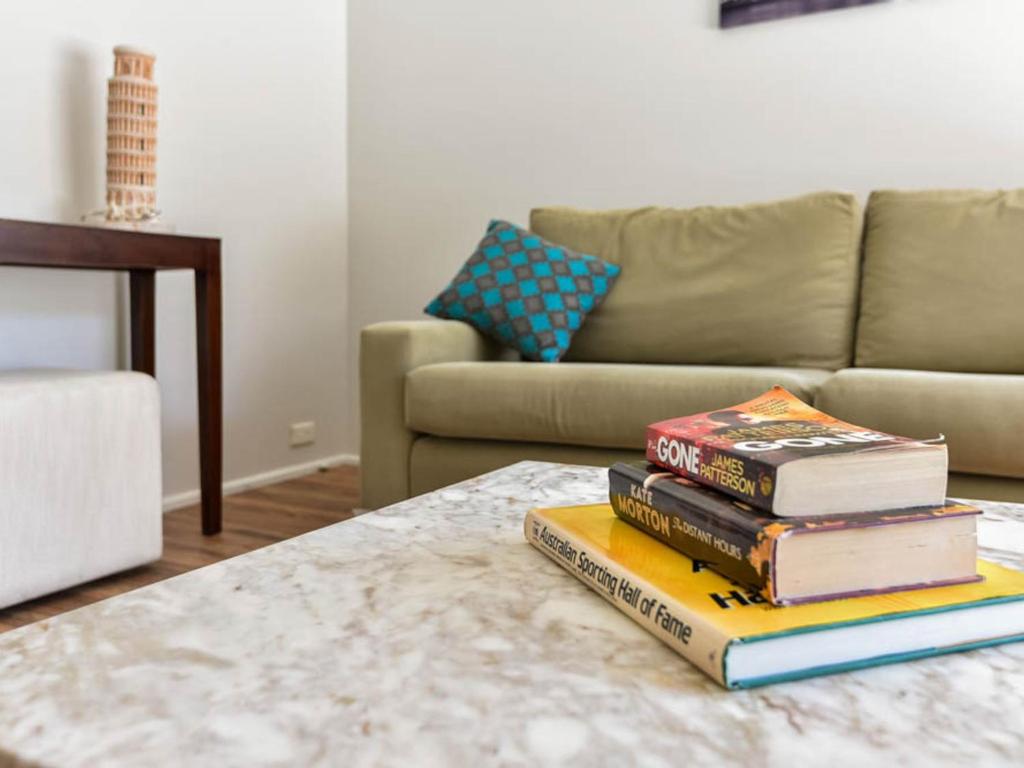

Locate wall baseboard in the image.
[162,453,360,512]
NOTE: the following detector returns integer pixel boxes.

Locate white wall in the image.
[348,0,1024,438]
[0,1,351,502]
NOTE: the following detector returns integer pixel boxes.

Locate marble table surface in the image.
[0,461,1022,768]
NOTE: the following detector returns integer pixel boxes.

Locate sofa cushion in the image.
[406,362,831,449]
[425,220,620,362]
[815,368,1024,479]
[529,192,861,369]
[856,189,1024,374]
[408,436,1024,504]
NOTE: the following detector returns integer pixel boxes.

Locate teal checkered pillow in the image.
[425,220,621,362]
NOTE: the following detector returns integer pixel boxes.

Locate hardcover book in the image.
[645,386,948,516]
[525,503,1024,689]
[609,462,980,605]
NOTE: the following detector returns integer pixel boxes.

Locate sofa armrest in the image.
[360,320,497,508]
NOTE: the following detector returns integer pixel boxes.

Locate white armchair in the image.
[0,370,162,609]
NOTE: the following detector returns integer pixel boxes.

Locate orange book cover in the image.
[645,386,945,512]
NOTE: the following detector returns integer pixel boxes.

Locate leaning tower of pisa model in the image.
[106,46,158,222]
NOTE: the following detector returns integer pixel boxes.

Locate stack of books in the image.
[525,387,1024,689]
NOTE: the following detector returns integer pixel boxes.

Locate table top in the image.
[1,462,1022,767]
[0,218,218,271]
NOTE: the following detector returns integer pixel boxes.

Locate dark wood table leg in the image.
[129,270,156,375]
[195,255,223,535]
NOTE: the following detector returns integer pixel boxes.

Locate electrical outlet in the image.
[289,421,316,447]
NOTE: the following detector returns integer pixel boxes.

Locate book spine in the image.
[524,508,733,688]
[608,468,774,601]
[645,424,777,511]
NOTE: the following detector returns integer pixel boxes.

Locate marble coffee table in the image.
[0,462,1022,767]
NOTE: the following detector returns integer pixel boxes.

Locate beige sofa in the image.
[361,190,1024,509]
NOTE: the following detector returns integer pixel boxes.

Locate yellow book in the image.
[525,503,1024,689]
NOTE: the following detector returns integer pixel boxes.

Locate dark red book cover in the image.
[610,461,981,605]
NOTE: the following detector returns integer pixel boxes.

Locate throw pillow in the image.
[425,220,621,362]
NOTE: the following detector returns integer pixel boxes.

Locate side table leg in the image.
[129,270,156,375]
[195,264,223,535]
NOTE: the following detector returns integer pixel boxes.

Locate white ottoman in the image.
[0,370,162,610]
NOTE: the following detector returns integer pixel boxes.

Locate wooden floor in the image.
[0,465,362,634]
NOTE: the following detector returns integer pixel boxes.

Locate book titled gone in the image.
[646,386,948,517]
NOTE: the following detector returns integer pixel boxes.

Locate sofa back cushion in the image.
[529,192,862,369]
[856,190,1024,374]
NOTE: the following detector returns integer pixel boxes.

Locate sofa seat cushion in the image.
[816,368,1024,479]
[529,192,862,369]
[856,189,1024,374]
[407,437,1024,504]
[406,362,831,450]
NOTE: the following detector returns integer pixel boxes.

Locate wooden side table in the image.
[0,219,223,535]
